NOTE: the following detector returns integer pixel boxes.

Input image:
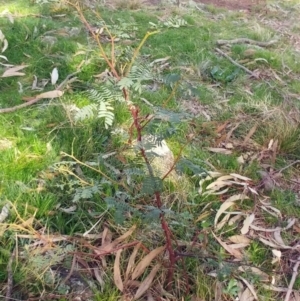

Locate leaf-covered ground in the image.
[0,0,300,300]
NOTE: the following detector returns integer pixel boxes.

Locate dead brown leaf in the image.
[242,123,258,147]
[131,246,165,280]
[125,242,141,281]
[212,232,243,260]
[114,249,124,292]
[1,64,28,77]
[35,90,64,99]
[133,264,161,300]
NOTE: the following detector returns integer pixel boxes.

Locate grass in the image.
[0,0,300,300]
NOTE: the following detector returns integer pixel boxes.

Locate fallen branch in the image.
[217,38,278,47]
[0,71,80,114]
[215,48,258,78]
[284,256,300,301]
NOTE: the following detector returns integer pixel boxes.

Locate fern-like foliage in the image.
[118,65,153,94]
[75,86,123,129]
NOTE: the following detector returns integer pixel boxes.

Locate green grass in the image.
[0,0,300,300]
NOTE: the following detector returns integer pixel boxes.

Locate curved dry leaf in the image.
[215,202,234,227]
[212,232,243,260]
[94,268,105,289]
[114,249,123,292]
[131,246,165,280]
[0,204,10,223]
[206,147,232,154]
[224,194,249,203]
[133,263,161,300]
[216,213,232,231]
[259,237,291,249]
[238,266,269,282]
[206,180,232,191]
[272,249,281,263]
[2,65,28,77]
[240,288,255,301]
[274,230,286,246]
[35,90,63,99]
[195,211,211,223]
[229,235,251,244]
[125,242,141,281]
[241,214,255,235]
[262,284,290,292]
[228,214,243,226]
[202,187,229,196]
[228,243,250,249]
[284,218,296,230]
[250,225,281,232]
[230,173,252,182]
[0,54,8,61]
[240,276,258,300]
[96,224,136,255]
[213,175,235,182]
[51,67,59,85]
[261,205,282,218]
[2,39,8,53]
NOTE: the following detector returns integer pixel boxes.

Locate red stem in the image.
[131,106,176,290]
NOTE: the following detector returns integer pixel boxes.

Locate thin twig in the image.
[215,48,258,78]
[284,257,300,301]
[61,254,77,285]
[217,38,278,47]
[276,160,300,174]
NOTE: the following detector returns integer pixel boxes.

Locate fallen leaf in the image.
[230,173,252,182]
[241,214,255,234]
[250,225,281,232]
[229,235,251,244]
[125,242,141,281]
[240,276,258,300]
[240,288,255,301]
[114,249,123,292]
[0,54,8,61]
[259,237,291,249]
[94,268,105,289]
[228,243,249,249]
[0,204,10,222]
[206,147,232,154]
[1,65,28,77]
[35,90,63,99]
[216,213,232,231]
[60,205,77,213]
[134,264,160,300]
[96,225,136,255]
[242,123,258,146]
[51,67,59,85]
[228,214,243,225]
[131,246,165,280]
[272,249,281,264]
[273,230,286,246]
[212,232,243,260]
[215,201,234,227]
[238,266,269,282]
[2,39,8,53]
[225,194,249,203]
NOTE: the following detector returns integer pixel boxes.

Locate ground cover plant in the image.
[0,0,300,300]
